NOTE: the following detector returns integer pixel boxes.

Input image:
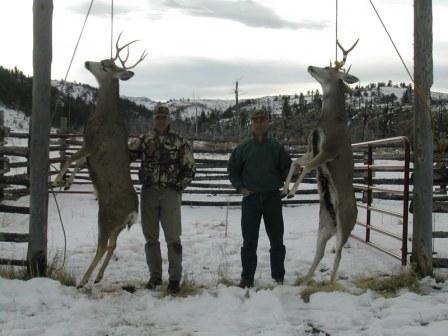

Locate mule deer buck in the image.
[54,33,147,287]
[282,39,359,283]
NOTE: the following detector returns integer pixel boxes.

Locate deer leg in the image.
[303,203,336,282]
[282,151,314,197]
[330,232,344,283]
[94,226,123,284]
[54,146,90,187]
[287,152,334,198]
[62,157,87,190]
[78,242,108,288]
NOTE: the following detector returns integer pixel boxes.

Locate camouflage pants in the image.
[141,186,182,281]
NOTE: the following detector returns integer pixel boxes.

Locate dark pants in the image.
[240,190,286,282]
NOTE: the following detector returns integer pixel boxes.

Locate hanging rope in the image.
[368,0,413,82]
[335,0,338,63]
[63,0,95,83]
[368,0,433,123]
[110,0,114,58]
[48,0,96,269]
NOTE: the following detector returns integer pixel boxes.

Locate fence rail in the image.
[1,131,448,267]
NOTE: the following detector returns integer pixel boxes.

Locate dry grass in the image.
[158,275,204,298]
[354,271,421,298]
[0,252,76,287]
[45,252,77,287]
[0,264,28,280]
[300,281,343,303]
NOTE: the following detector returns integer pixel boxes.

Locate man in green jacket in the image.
[228,110,295,288]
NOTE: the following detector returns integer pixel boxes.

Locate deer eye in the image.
[101,60,113,68]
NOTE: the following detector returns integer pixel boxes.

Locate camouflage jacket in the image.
[131,127,196,191]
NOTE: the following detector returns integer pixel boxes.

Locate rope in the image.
[48,0,95,270]
[335,0,338,63]
[368,0,433,122]
[110,0,114,58]
[368,0,413,82]
[49,183,67,269]
[63,0,95,83]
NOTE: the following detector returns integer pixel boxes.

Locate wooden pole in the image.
[0,110,4,202]
[27,0,53,277]
[412,0,433,276]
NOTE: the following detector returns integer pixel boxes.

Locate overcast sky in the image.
[0,0,447,101]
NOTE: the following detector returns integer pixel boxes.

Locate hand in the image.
[240,188,252,197]
[292,162,302,176]
[128,138,141,151]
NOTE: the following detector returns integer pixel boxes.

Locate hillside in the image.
[1,65,447,143]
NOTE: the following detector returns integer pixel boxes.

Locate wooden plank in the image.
[432,231,448,238]
[0,146,29,157]
[181,199,320,206]
[433,258,448,268]
[0,258,28,266]
[0,232,29,242]
[433,201,448,213]
[0,174,30,186]
[0,204,30,214]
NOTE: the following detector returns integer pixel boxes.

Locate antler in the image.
[334,38,359,71]
[112,32,148,70]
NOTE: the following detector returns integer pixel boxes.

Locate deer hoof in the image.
[287,193,294,199]
[280,191,288,199]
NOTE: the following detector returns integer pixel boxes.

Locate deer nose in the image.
[84,61,90,69]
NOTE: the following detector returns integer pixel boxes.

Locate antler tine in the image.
[335,38,359,70]
[112,32,140,63]
[117,47,131,69]
[122,49,148,70]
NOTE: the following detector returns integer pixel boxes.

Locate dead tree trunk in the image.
[412,0,433,276]
[27,0,53,277]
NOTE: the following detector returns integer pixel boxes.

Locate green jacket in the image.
[131,127,195,190]
[228,136,292,192]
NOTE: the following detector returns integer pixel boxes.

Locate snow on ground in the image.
[2,187,448,335]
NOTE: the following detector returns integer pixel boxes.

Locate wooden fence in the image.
[1,131,448,267]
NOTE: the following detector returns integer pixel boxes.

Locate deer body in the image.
[54,36,146,287]
[283,64,358,283]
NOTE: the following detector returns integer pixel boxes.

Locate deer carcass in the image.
[54,34,147,287]
[282,40,359,283]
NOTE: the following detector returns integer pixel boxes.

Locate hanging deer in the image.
[54,33,147,287]
[282,39,359,283]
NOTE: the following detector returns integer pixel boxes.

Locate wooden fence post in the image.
[412,0,433,276]
[27,0,53,277]
[0,109,5,202]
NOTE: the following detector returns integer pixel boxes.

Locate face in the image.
[154,114,170,133]
[251,117,269,136]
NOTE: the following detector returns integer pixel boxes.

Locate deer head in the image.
[85,32,148,83]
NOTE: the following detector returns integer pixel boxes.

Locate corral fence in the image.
[1,130,448,267]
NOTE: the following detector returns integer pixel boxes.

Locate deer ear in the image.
[342,72,359,84]
[120,71,134,81]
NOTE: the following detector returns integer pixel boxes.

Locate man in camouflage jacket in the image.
[129,105,195,293]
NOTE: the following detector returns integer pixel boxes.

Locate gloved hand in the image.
[240,188,252,197]
[128,137,142,151]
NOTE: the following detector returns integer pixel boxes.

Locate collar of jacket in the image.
[153,124,171,136]
[251,132,269,143]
